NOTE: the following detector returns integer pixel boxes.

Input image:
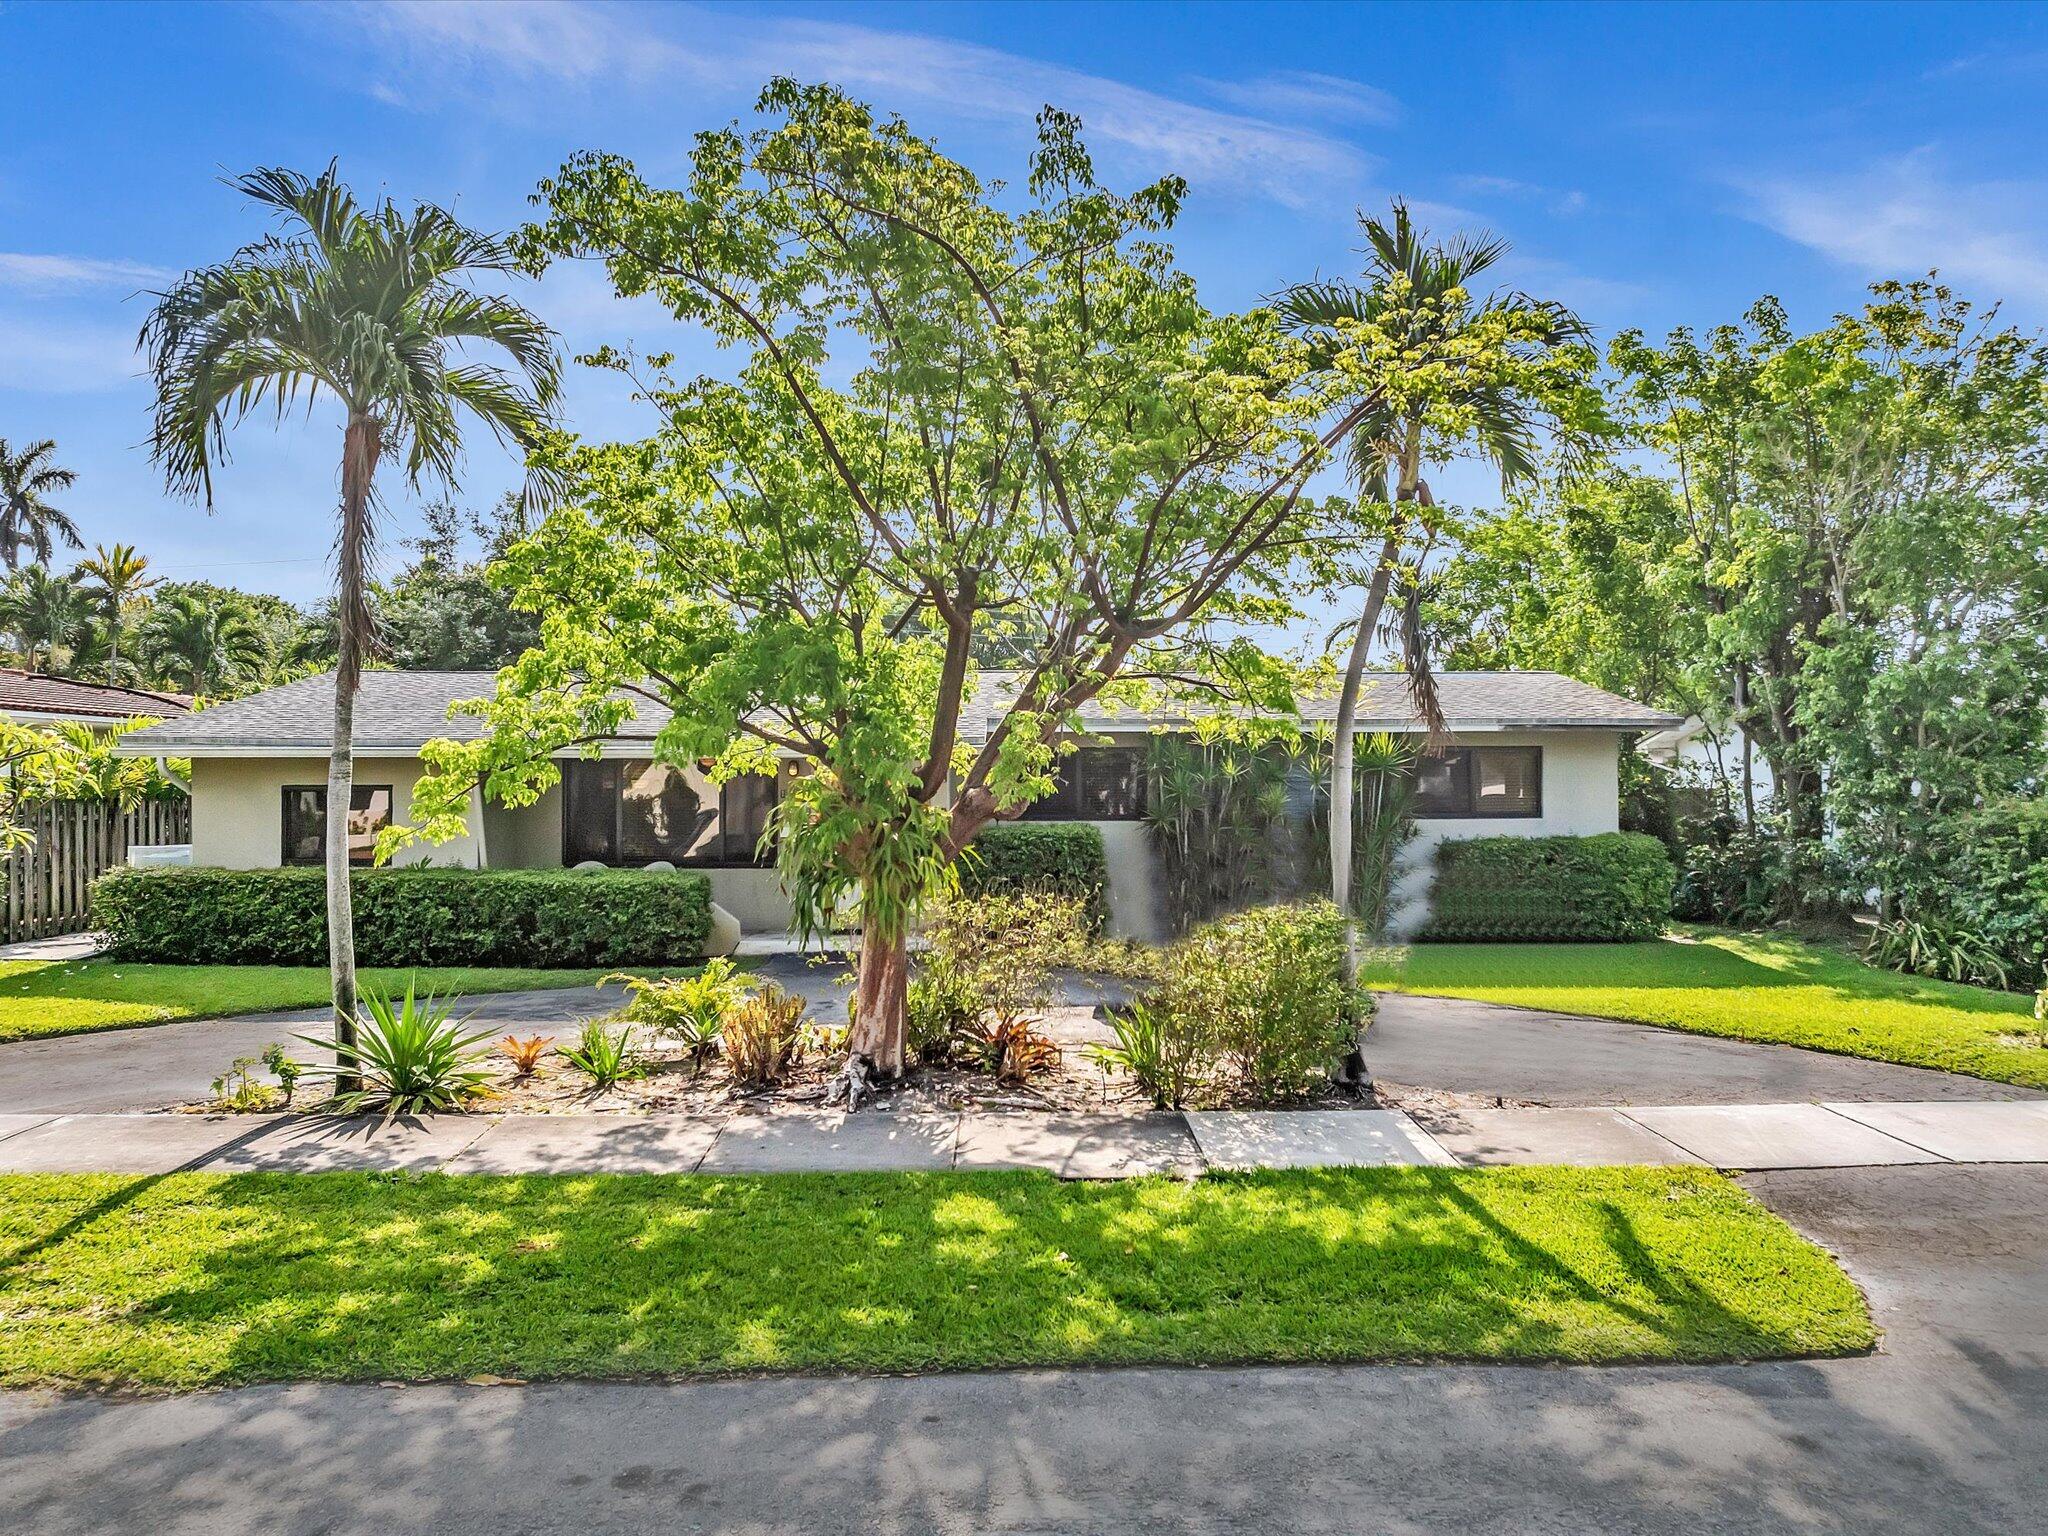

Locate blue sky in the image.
[4,0,2047,604]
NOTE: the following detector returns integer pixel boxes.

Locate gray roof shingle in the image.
[119,668,1676,756]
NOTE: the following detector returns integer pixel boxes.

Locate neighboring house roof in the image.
[0,669,192,725]
[116,667,1679,758]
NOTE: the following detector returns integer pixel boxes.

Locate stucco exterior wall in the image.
[188,756,484,870]
[1386,729,1622,935]
[185,728,1620,940]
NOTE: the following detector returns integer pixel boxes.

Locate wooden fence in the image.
[2,797,191,944]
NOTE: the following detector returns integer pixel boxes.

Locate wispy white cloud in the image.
[0,314,142,392]
[1737,148,2048,307]
[1193,70,1399,126]
[1450,175,1588,217]
[333,0,1375,206]
[0,252,170,294]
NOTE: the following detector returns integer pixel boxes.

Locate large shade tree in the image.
[141,164,560,1082]
[1277,205,1603,954]
[399,82,1380,1081]
[0,439,82,573]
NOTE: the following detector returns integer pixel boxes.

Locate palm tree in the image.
[140,590,268,695]
[0,565,92,672]
[140,163,560,1087]
[0,439,83,573]
[77,542,161,683]
[1279,203,1595,966]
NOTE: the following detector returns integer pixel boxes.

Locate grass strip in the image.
[0,1166,1874,1390]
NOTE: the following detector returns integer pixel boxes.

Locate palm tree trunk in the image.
[1329,548,1401,980]
[327,414,380,1094]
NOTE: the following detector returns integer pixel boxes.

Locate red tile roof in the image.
[0,669,191,721]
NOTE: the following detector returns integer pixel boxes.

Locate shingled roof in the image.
[0,669,191,722]
[118,667,1675,757]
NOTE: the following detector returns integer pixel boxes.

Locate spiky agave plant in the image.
[295,982,497,1119]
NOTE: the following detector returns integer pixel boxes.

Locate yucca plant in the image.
[295,983,496,1119]
[1086,998,1210,1109]
[722,984,807,1086]
[556,1019,647,1090]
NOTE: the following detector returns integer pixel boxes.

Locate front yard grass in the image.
[0,960,636,1044]
[0,1166,1872,1390]
[1364,928,2044,1089]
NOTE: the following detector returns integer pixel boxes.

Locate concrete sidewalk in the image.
[3,1098,2046,1176]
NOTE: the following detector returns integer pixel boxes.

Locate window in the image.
[281,784,394,866]
[561,759,779,867]
[1020,746,1147,821]
[1410,747,1542,819]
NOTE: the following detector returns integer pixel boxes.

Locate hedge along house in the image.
[115,668,1679,943]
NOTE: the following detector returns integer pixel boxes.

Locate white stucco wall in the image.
[1385,730,1622,936]
[188,756,484,870]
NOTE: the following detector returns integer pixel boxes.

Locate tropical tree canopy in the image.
[0,438,83,573]
[397,81,1382,1073]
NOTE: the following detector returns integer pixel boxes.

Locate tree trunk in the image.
[848,917,909,1079]
[327,414,381,1094]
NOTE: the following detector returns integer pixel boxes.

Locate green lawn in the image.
[0,960,632,1043]
[1365,929,2045,1089]
[0,1166,1872,1390]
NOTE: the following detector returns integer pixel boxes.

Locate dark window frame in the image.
[1019,745,1148,822]
[1411,746,1543,820]
[280,783,395,867]
[558,758,780,869]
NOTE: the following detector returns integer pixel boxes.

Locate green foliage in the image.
[295,983,496,1117]
[1145,729,1308,933]
[1669,810,1857,927]
[260,1042,301,1105]
[209,1054,280,1113]
[956,823,1109,931]
[1425,832,1675,942]
[607,957,748,1059]
[1898,796,2048,987]
[722,983,807,1086]
[1162,900,1358,1101]
[555,1019,647,1089]
[376,495,541,670]
[91,866,712,967]
[0,438,82,574]
[907,890,1095,1070]
[1863,916,2011,991]
[1086,998,1209,1110]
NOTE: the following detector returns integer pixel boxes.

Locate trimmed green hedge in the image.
[1423,832,1676,942]
[90,866,713,967]
[958,822,1110,931]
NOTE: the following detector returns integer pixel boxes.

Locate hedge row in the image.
[90,866,713,967]
[1422,832,1675,942]
[957,822,1110,931]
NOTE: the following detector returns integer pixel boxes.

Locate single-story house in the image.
[115,669,1679,941]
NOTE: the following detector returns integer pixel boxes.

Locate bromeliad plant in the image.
[1865,914,2013,990]
[495,1034,550,1078]
[295,983,496,1119]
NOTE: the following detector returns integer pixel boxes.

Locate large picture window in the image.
[1411,746,1542,819]
[562,759,779,867]
[1019,746,1147,821]
[281,784,394,866]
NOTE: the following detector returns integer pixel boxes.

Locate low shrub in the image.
[906,890,1094,1069]
[958,823,1109,932]
[1163,900,1356,1101]
[494,1034,549,1078]
[1904,797,2048,987]
[1424,832,1675,942]
[608,959,749,1061]
[91,865,713,967]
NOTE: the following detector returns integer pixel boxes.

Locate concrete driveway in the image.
[0,1162,2041,1534]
